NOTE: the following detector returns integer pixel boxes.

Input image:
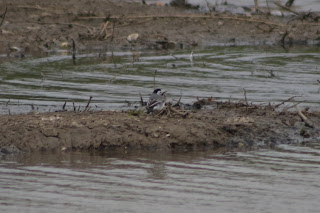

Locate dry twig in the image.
[243,88,248,106]
[155,103,188,118]
[174,91,182,107]
[83,96,93,112]
[72,39,76,65]
[96,15,111,40]
[62,102,67,111]
[296,105,314,128]
[273,96,301,108]
[139,92,146,106]
[153,70,157,90]
[0,6,7,27]
[281,101,302,112]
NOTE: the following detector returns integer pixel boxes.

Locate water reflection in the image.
[1,143,320,212]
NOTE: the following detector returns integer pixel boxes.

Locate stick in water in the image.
[153,70,157,90]
[72,39,76,65]
[83,96,93,112]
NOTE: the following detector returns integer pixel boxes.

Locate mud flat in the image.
[0,0,320,59]
[0,102,319,154]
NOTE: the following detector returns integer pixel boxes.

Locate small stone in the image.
[60,41,69,48]
[127,33,139,42]
[71,121,83,128]
[166,134,170,137]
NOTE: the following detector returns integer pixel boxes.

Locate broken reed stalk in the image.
[280,29,290,47]
[243,88,248,106]
[175,91,182,106]
[110,21,116,41]
[139,92,145,106]
[169,51,178,59]
[72,39,76,65]
[0,6,7,27]
[273,96,301,108]
[265,0,270,13]
[62,101,67,111]
[96,15,110,40]
[296,105,314,128]
[83,96,93,112]
[73,102,76,111]
[40,72,46,84]
[125,100,131,106]
[282,101,302,112]
[153,70,157,90]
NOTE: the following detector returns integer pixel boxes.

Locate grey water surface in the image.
[0,46,319,114]
[152,0,320,12]
[1,46,320,212]
[1,143,320,213]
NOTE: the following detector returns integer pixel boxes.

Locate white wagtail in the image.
[146,88,166,114]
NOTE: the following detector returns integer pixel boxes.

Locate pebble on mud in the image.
[127,33,139,43]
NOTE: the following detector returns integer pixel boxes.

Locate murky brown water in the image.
[1,143,320,213]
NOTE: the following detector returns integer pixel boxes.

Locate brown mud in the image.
[0,1,320,153]
[0,102,319,154]
[0,0,320,59]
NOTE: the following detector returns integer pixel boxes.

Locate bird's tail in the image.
[146,107,153,114]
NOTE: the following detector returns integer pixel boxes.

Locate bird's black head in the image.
[153,88,161,94]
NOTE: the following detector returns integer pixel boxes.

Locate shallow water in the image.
[0,46,319,114]
[1,46,320,212]
[153,0,320,12]
[1,142,320,213]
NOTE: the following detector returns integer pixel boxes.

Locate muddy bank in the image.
[0,102,319,154]
[0,0,320,59]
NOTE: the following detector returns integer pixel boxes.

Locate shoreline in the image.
[0,101,318,154]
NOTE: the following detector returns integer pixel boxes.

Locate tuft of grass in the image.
[128,110,143,116]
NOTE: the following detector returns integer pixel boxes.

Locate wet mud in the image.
[0,102,319,154]
[0,0,320,59]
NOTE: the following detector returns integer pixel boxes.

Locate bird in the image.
[146,88,166,114]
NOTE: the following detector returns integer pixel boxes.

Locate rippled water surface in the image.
[0,46,320,114]
[1,46,320,212]
[154,0,320,12]
[1,143,320,213]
